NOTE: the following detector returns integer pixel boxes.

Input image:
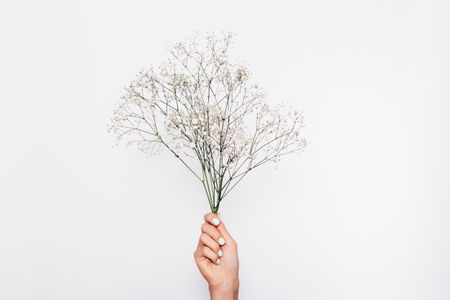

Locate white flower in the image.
[110,32,306,213]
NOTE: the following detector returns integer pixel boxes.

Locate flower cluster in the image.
[109,33,306,212]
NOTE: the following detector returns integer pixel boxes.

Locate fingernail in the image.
[218,237,225,246]
[212,217,220,226]
[218,249,223,257]
[216,258,221,264]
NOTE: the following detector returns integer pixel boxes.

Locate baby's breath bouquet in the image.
[110,33,306,213]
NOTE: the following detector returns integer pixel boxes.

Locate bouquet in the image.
[109,33,306,213]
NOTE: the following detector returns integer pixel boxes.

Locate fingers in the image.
[204,212,235,247]
[201,223,225,259]
[204,213,221,226]
[196,212,236,266]
[194,246,220,265]
[203,213,226,246]
[196,231,221,265]
[200,233,220,253]
[201,223,222,244]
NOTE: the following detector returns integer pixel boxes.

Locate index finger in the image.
[204,212,221,226]
[203,212,233,242]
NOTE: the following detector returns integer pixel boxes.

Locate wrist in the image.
[209,279,239,300]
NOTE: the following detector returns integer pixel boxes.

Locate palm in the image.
[196,244,239,287]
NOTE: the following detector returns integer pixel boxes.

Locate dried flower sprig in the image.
[109,33,306,213]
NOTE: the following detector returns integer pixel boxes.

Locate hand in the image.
[194,213,239,300]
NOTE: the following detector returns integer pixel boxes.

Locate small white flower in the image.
[110,32,306,212]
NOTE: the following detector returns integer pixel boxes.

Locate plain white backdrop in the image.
[0,0,449,299]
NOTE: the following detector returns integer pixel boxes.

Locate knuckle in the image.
[200,233,208,242]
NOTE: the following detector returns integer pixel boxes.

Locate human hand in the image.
[194,213,239,300]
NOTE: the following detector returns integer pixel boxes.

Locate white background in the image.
[1,0,449,299]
